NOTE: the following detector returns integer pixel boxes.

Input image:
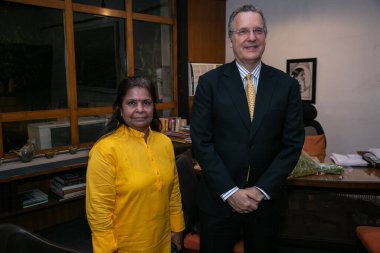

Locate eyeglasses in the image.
[230,27,265,37]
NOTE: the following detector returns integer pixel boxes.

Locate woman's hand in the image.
[171,231,183,251]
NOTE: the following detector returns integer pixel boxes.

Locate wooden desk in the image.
[282,167,380,252]
[287,167,380,189]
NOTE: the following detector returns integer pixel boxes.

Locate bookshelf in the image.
[0,152,88,231]
[0,142,192,231]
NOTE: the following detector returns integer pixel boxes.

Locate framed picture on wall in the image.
[287,58,317,103]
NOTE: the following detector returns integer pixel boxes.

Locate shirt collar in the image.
[123,125,151,139]
[236,61,262,81]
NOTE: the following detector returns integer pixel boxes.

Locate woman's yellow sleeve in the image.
[170,162,185,232]
[86,146,118,253]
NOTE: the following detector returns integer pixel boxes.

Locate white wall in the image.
[226,0,380,157]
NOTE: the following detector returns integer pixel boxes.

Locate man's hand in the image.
[227,187,264,213]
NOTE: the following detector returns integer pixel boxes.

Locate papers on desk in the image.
[330,153,368,166]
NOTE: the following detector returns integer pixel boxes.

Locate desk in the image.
[192,164,379,250]
[281,167,380,251]
[287,167,380,189]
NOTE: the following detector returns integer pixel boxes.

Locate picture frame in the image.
[287,58,317,103]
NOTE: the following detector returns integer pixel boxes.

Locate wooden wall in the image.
[185,0,226,114]
[187,0,226,63]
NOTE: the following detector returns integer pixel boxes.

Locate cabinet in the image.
[0,153,88,231]
[0,143,191,231]
[281,168,380,251]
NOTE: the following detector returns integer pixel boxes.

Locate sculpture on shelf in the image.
[12,142,35,162]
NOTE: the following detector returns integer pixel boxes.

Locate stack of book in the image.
[165,131,192,144]
[160,118,192,143]
[18,188,48,208]
[50,170,86,201]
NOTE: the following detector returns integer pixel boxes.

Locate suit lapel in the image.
[251,64,276,137]
[221,62,251,130]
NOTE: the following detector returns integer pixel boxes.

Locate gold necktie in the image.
[245,73,256,121]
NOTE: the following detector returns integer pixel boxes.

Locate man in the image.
[190,4,304,253]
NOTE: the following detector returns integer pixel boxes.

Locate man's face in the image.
[229,12,266,71]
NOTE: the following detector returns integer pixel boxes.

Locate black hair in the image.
[291,67,305,78]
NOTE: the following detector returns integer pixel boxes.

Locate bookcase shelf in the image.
[0,142,191,231]
[0,155,88,231]
[0,193,85,220]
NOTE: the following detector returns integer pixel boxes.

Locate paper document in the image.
[330,153,368,166]
[188,63,222,96]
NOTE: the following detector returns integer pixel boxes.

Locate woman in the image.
[292,66,311,99]
[86,77,184,253]
[291,67,306,92]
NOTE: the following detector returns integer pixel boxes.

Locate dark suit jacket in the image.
[190,61,305,217]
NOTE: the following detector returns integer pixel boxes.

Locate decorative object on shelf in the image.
[0,157,4,166]
[69,146,78,154]
[286,58,317,104]
[12,142,35,163]
[45,150,57,159]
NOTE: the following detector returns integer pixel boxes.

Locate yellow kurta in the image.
[86,126,184,253]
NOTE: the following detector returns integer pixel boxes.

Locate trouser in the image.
[199,200,280,253]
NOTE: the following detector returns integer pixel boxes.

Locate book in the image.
[54,171,86,186]
[18,189,48,208]
[50,181,86,196]
[159,117,188,132]
[50,179,86,192]
[165,131,192,143]
[51,189,86,201]
[169,137,192,144]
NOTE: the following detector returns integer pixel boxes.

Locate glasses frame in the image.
[230,27,266,37]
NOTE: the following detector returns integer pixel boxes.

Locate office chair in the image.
[175,149,200,252]
[0,223,81,253]
[356,226,380,253]
[302,103,326,162]
[175,149,245,253]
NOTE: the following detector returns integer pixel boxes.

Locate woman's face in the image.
[295,70,305,92]
[120,86,154,133]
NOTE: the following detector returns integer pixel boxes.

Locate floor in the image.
[36,217,352,253]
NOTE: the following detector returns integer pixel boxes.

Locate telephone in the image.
[362,152,380,168]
